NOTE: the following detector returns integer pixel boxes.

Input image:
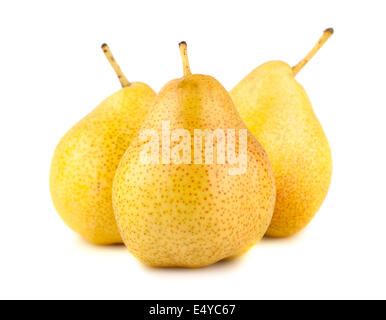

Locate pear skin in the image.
[230,29,333,237]
[50,45,156,244]
[112,42,276,267]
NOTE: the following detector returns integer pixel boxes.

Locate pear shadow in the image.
[260,228,307,245]
[72,235,247,271]
[74,236,127,252]
[140,251,249,274]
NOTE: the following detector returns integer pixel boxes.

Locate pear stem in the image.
[292,28,334,76]
[179,41,192,77]
[101,43,131,87]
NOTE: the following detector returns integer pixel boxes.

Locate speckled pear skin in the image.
[230,61,332,237]
[113,75,276,268]
[50,83,156,244]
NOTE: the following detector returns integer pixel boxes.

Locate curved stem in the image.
[292,28,334,76]
[101,43,131,87]
[179,41,192,77]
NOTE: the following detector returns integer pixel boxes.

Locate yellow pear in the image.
[112,42,276,268]
[50,44,156,244]
[230,29,333,237]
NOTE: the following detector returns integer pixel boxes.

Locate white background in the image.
[0,0,385,300]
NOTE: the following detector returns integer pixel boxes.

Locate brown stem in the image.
[179,41,192,77]
[101,43,131,87]
[292,28,334,76]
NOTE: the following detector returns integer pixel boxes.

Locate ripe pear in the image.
[112,42,276,267]
[230,29,334,237]
[50,44,156,244]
